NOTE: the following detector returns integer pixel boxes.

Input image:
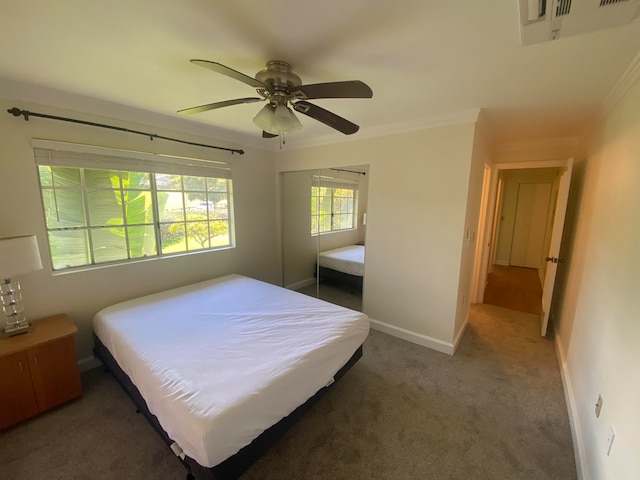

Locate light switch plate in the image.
[606,425,615,456]
[595,394,603,418]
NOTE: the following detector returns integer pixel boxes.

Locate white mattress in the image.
[93,274,369,468]
[318,245,365,276]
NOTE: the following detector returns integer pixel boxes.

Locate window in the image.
[311,176,358,235]
[34,141,234,271]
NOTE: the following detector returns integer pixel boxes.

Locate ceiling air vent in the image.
[519,0,640,45]
[556,0,572,16]
[600,0,630,6]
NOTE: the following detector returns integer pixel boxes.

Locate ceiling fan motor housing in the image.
[255,61,302,97]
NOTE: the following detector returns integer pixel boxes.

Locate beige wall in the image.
[552,78,640,478]
[281,170,318,288]
[277,122,478,353]
[0,97,278,364]
[453,126,490,343]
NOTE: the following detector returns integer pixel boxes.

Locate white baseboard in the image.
[78,355,102,372]
[285,277,316,291]
[368,318,454,355]
[554,331,588,480]
[495,258,509,266]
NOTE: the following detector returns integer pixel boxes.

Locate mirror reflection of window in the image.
[311,175,359,235]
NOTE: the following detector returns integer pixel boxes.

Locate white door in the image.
[540,158,574,336]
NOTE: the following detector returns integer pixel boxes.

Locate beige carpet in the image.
[0,304,576,480]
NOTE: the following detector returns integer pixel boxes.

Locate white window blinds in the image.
[31,139,231,178]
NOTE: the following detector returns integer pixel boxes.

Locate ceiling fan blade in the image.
[291,80,373,100]
[177,97,263,115]
[293,101,360,135]
[262,131,278,138]
[190,60,269,90]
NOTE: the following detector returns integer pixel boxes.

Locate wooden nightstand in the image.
[0,313,82,429]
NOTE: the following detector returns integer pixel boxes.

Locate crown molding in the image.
[603,49,640,113]
[492,136,582,153]
[280,108,482,151]
[359,108,481,138]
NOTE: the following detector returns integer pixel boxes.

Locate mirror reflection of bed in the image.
[317,243,364,306]
[281,166,369,312]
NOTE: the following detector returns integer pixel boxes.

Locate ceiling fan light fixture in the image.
[252,104,276,132]
[272,105,302,133]
[253,103,302,135]
[288,110,303,132]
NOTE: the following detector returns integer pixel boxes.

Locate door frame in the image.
[472,159,573,317]
[471,164,494,303]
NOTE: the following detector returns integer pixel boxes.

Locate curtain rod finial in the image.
[7,107,29,121]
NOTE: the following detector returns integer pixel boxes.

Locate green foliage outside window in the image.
[311,185,358,235]
[38,166,233,270]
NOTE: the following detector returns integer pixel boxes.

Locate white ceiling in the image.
[1,0,640,151]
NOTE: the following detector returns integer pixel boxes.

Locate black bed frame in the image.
[93,335,363,480]
[316,265,363,291]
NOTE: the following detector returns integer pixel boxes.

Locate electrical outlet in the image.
[606,425,615,456]
[595,394,603,418]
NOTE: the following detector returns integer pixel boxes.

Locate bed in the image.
[92,274,369,480]
[317,244,365,290]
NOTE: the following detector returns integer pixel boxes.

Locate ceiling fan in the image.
[177,60,373,138]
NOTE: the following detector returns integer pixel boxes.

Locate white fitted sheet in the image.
[318,245,365,276]
[93,274,369,468]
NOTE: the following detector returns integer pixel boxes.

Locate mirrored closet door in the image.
[281,165,369,310]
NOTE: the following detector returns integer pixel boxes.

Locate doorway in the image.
[472,159,573,335]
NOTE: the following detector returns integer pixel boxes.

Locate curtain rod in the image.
[330,167,366,176]
[7,107,244,155]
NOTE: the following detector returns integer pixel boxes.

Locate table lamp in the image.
[0,235,43,337]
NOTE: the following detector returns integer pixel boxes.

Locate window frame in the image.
[33,140,235,272]
[311,176,359,236]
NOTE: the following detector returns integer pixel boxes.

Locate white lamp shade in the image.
[253,103,302,135]
[0,235,43,279]
[286,107,302,132]
[272,105,302,133]
[253,104,277,134]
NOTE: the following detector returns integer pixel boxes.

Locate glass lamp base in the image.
[2,320,33,338]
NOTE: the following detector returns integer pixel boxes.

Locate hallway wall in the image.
[552,76,640,478]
